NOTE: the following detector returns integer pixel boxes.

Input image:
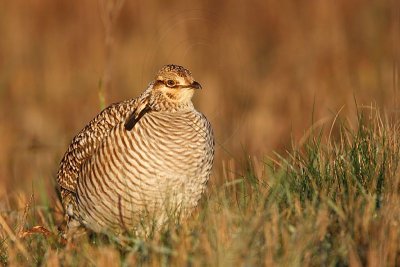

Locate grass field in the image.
[1,109,400,266]
[0,0,399,266]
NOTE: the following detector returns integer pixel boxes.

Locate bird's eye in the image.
[166,79,176,87]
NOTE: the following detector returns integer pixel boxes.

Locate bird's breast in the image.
[75,109,214,232]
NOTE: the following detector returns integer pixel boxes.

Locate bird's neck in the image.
[149,99,194,113]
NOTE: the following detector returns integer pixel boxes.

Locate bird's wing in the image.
[57,98,137,194]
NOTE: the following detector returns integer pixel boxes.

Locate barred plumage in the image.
[57,65,214,235]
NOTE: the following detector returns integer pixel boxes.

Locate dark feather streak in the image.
[124,106,152,131]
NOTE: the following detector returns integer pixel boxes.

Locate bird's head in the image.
[148,64,202,111]
[125,64,202,130]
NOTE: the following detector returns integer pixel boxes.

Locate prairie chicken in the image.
[57,64,214,235]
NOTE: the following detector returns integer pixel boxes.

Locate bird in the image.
[56,64,214,236]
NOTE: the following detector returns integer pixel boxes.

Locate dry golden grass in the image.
[1,109,400,266]
[0,0,399,266]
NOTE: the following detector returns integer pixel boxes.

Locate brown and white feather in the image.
[57,64,214,234]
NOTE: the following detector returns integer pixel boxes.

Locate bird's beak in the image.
[191,81,202,90]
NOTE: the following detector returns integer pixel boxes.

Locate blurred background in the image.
[0,0,398,202]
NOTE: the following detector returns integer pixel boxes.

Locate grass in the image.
[0,1,397,265]
[0,108,399,266]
